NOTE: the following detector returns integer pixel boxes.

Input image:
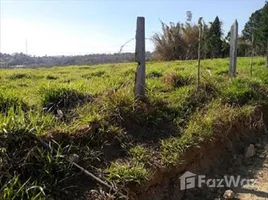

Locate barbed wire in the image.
[118,37,153,55]
[118,38,135,54]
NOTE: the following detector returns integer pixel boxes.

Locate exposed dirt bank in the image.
[133,106,268,200]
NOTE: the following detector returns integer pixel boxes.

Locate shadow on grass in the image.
[108,83,218,145]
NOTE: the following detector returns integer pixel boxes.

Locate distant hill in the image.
[0,52,153,68]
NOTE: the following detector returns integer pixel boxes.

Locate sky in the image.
[0,0,266,56]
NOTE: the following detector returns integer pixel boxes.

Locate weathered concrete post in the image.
[135,17,146,98]
[229,20,238,79]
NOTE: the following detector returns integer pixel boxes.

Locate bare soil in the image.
[233,137,268,200]
[134,107,268,200]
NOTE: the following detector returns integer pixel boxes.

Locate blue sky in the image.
[0,0,266,56]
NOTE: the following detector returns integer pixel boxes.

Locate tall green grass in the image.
[0,57,267,198]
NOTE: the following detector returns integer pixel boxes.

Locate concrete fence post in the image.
[135,17,146,98]
[229,20,238,80]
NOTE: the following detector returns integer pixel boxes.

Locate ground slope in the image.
[0,57,267,199]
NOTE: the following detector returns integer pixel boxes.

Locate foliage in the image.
[152,14,226,61]
[152,21,187,60]
[242,2,268,55]
[153,3,267,61]
[205,16,223,58]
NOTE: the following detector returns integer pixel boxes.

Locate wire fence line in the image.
[118,37,154,54]
[116,37,154,65]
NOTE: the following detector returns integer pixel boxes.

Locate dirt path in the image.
[232,138,268,200]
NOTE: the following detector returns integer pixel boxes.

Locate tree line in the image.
[0,52,153,68]
[153,2,268,63]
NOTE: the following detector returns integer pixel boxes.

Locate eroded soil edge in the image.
[134,106,268,200]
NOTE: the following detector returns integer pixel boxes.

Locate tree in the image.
[152,14,227,61]
[262,2,268,66]
[242,1,268,60]
[206,16,223,58]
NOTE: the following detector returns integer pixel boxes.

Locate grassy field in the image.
[0,57,268,199]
